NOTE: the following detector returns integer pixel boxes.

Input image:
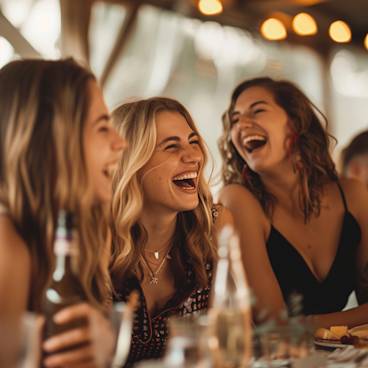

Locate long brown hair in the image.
[0,59,111,311]
[110,97,215,292]
[219,77,338,222]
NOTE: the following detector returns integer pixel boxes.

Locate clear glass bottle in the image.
[210,226,253,368]
[41,211,87,360]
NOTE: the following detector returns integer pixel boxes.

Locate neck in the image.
[261,164,300,211]
[139,208,177,252]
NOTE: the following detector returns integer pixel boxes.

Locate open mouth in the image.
[102,165,117,180]
[172,171,198,190]
[242,134,267,153]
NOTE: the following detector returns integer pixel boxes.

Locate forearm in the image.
[308,303,368,329]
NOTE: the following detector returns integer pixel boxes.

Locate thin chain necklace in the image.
[140,247,172,285]
[143,243,171,260]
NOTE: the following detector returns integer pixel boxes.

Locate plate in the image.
[314,339,350,349]
[349,324,368,334]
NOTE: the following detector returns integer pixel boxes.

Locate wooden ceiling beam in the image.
[0,10,41,58]
[100,2,141,87]
[59,0,92,65]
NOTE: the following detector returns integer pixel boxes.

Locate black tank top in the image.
[266,182,361,315]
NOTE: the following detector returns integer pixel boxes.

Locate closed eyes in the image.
[164,140,200,151]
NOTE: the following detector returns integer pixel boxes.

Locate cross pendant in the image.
[150,276,159,285]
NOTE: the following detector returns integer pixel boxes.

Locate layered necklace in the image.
[144,245,170,261]
[141,246,172,285]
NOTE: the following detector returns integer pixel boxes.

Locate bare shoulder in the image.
[0,216,31,315]
[218,183,269,237]
[220,183,260,206]
[0,216,31,289]
[219,184,267,220]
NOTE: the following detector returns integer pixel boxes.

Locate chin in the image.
[178,198,199,212]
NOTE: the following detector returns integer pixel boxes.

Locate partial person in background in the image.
[0,59,126,367]
[341,130,368,187]
[110,97,233,366]
[218,77,368,328]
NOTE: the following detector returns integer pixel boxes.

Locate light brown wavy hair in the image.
[219,77,338,222]
[110,97,215,292]
[0,59,112,312]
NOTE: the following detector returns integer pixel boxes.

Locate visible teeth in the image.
[172,172,198,181]
[242,135,266,146]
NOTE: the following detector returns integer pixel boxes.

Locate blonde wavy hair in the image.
[110,97,215,291]
[0,59,112,311]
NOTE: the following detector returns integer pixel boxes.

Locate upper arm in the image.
[341,179,368,304]
[218,184,286,319]
[0,216,31,319]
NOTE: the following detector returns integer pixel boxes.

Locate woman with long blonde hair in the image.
[0,58,126,367]
[219,77,368,328]
[111,97,232,365]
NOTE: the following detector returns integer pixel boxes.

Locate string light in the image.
[198,0,223,16]
[329,20,351,43]
[260,18,287,41]
[292,12,317,36]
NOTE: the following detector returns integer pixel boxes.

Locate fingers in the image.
[43,327,91,353]
[43,304,113,367]
[43,345,94,367]
[54,303,94,325]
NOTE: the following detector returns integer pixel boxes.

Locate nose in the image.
[182,144,202,164]
[111,129,128,151]
[237,114,254,128]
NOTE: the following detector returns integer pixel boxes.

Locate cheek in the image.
[230,128,245,158]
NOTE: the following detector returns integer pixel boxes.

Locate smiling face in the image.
[83,81,126,203]
[139,110,204,213]
[230,86,293,174]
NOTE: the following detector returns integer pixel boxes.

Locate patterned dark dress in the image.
[115,262,213,366]
[115,207,219,367]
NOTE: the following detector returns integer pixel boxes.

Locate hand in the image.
[42,303,115,368]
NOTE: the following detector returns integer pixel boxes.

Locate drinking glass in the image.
[254,320,314,368]
[209,307,253,368]
[164,315,214,368]
[110,302,133,368]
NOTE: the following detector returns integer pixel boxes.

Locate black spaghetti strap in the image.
[336,181,348,211]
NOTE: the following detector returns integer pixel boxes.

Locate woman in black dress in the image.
[218,77,368,328]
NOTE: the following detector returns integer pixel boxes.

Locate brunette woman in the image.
[219,77,368,328]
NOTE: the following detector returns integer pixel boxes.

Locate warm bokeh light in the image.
[292,12,317,36]
[364,34,368,50]
[329,20,351,43]
[198,0,223,16]
[260,18,287,41]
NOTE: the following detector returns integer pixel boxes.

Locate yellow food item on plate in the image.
[314,325,349,341]
[330,326,348,338]
[314,327,340,341]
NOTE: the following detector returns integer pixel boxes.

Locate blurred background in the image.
[1,0,367,190]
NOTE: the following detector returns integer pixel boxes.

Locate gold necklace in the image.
[144,244,171,260]
[140,247,172,285]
